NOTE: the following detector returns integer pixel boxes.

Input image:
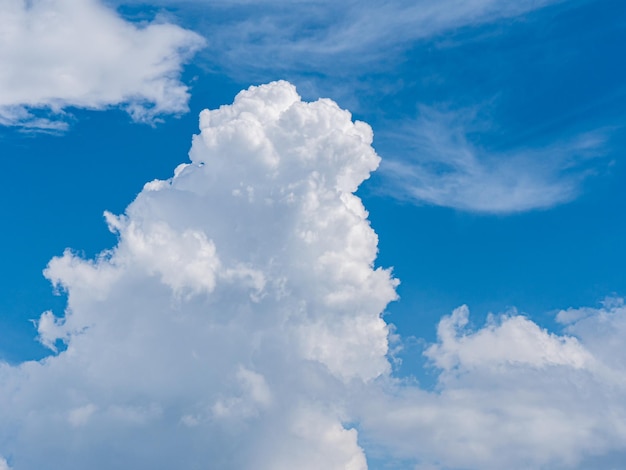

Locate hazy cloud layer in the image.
[0,0,204,129]
[1,82,624,469]
[132,0,563,76]
[380,107,608,213]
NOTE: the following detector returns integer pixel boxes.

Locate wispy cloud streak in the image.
[198,0,563,75]
[379,106,608,213]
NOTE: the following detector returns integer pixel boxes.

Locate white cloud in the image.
[0,0,205,129]
[0,81,395,469]
[357,301,626,470]
[380,106,607,213]
[557,297,626,373]
[424,305,593,372]
[1,81,625,470]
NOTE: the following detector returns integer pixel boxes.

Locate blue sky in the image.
[1,0,626,469]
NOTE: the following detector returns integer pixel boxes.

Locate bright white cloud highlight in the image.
[425,305,593,371]
[1,81,625,470]
[0,0,204,129]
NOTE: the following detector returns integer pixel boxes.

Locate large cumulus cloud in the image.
[0,81,396,469]
[1,81,626,470]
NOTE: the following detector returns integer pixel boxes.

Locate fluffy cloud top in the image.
[1,81,625,470]
[425,305,593,371]
[0,0,204,129]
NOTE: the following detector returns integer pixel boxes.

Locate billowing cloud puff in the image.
[0,81,396,469]
[425,305,593,371]
[0,0,204,129]
[357,302,626,470]
[2,81,626,470]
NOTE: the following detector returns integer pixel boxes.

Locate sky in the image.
[0,0,625,469]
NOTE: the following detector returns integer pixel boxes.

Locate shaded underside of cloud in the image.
[0,0,205,129]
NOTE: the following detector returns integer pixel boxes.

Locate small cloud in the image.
[179,414,200,427]
[0,0,205,130]
[425,305,593,373]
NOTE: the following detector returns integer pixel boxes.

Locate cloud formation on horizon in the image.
[1,82,625,469]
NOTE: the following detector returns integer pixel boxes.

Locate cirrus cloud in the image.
[379,106,608,213]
